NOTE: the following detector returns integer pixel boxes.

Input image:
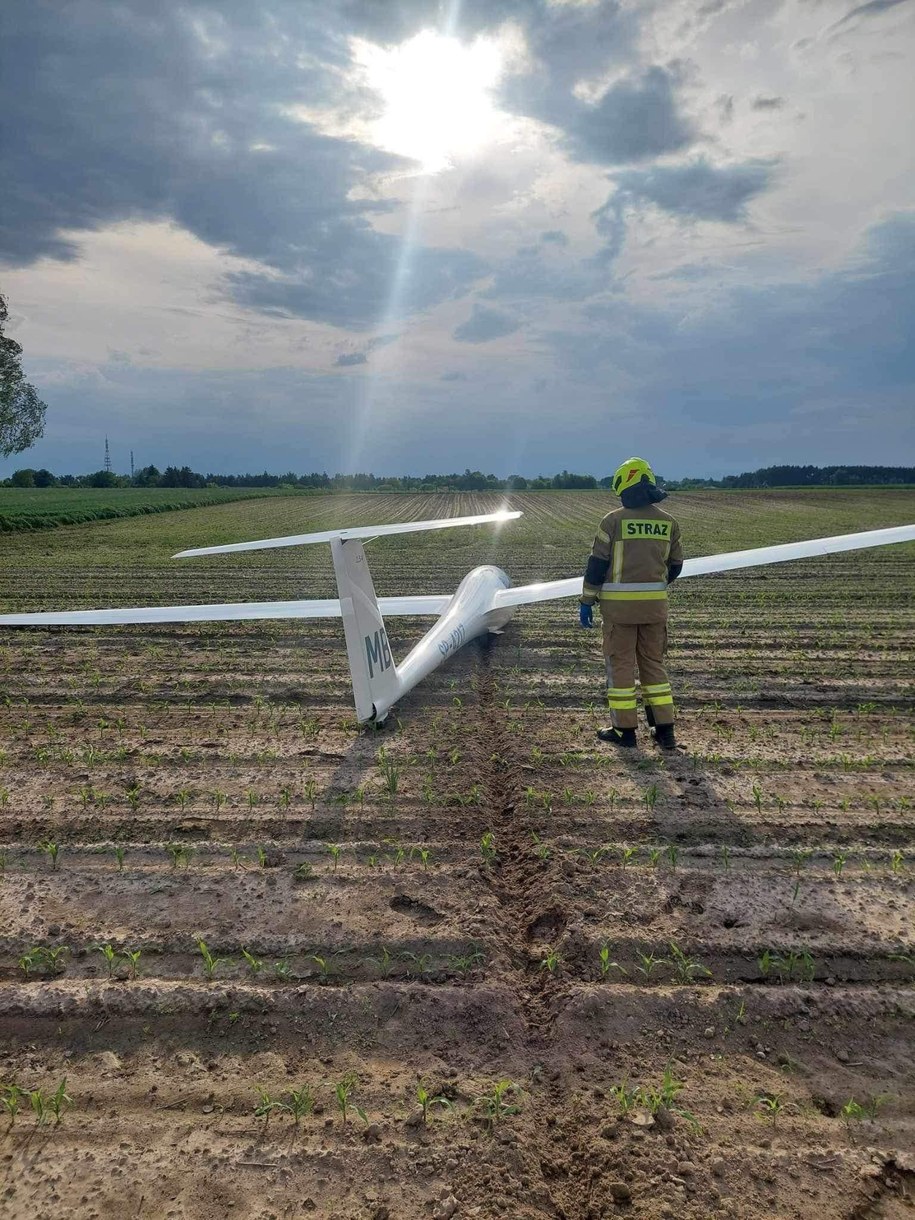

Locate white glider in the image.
[0,512,912,724]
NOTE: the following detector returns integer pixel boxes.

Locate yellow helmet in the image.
[612,457,656,496]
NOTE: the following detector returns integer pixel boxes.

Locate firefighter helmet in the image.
[612,457,656,496]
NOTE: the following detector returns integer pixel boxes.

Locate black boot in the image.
[645,705,656,729]
[597,727,637,748]
[654,724,676,750]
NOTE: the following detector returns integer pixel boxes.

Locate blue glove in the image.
[579,602,594,628]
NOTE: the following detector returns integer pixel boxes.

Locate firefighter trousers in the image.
[601,618,674,729]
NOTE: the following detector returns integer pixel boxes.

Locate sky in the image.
[1,0,914,480]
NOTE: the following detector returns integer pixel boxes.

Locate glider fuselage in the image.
[372,564,514,721]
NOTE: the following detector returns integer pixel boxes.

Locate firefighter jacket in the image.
[581,503,683,625]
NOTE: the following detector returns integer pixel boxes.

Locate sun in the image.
[354,30,505,173]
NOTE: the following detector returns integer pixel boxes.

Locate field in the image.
[0,487,296,533]
[0,488,913,1220]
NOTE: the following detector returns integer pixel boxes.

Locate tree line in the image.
[3,462,913,492]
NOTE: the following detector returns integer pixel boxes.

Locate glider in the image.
[0,511,912,724]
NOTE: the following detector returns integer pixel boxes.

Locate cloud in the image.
[0,3,484,328]
[440,371,468,381]
[562,67,696,165]
[541,230,569,246]
[611,157,777,222]
[453,304,519,343]
[751,95,785,109]
[829,0,912,32]
[503,62,696,166]
[335,351,367,367]
[486,243,611,301]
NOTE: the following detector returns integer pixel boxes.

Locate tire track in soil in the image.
[470,642,606,1220]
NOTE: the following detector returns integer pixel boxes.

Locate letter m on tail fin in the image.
[331,538,401,722]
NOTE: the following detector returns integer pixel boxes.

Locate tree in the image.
[0,294,47,458]
[10,468,35,487]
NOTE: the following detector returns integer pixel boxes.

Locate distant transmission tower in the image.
[130,450,135,479]
[104,437,112,473]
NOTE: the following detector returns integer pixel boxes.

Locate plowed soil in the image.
[0,489,913,1220]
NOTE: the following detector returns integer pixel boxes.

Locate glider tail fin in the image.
[331,538,401,723]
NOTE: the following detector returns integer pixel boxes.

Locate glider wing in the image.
[492,523,915,609]
[173,510,521,558]
[0,594,451,627]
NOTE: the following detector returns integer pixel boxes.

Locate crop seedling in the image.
[196,937,225,982]
[167,843,194,870]
[890,850,904,875]
[610,1080,640,1116]
[752,784,763,814]
[475,1080,522,1130]
[376,748,399,798]
[833,850,848,877]
[121,949,142,979]
[635,952,669,982]
[256,845,268,868]
[1,1083,25,1126]
[752,1092,796,1129]
[373,947,394,977]
[646,846,663,868]
[540,947,560,974]
[599,943,627,978]
[94,943,119,979]
[719,845,731,871]
[643,784,659,814]
[273,957,292,980]
[668,941,712,984]
[325,843,342,871]
[38,840,60,871]
[417,1083,452,1124]
[449,946,486,976]
[334,1072,366,1124]
[29,1088,48,1127]
[665,842,679,871]
[241,948,263,977]
[480,831,497,864]
[287,1083,315,1125]
[48,1078,72,1125]
[254,1087,280,1127]
[310,954,330,980]
[111,844,125,871]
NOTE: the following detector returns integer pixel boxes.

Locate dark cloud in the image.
[611,157,776,223]
[563,67,695,165]
[486,243,613,301]
[751,95,785,110]
[541,230,569,246]
[503,63,695,166]
[453,304,519,343]
[550,213,915,450]
[830,0,912,31]
[335,351,367,367]
[484,4,690,167]
[0,2,484,328]
[716,94,735,123]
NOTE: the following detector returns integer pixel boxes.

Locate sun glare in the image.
[356,30,505,172]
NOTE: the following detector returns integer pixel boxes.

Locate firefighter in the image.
[578,457,683,749]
